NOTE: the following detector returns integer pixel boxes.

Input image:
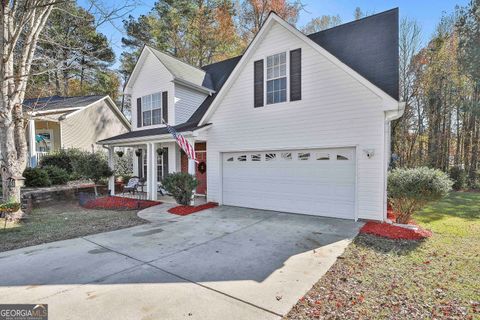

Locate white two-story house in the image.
[99,9,404,221]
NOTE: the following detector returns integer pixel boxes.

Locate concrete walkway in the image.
[0,204,362,320]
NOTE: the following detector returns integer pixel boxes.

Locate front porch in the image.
[27,116,62,167]
[105,140,207,202]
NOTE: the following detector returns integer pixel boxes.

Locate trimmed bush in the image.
[449,166,467,191]
[162,172,198,205]
[23,168,52,187]
[72,152,113,195]
[43,166,70,185]
[39,149,83,173]
[388,167,453,224]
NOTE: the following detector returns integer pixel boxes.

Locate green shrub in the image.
[388,167,453,224]
[40,149,84,177]
[162,172,198,205]
[23,167,52,187]
[43,166,70,185]
[72,152,113,195]
[449,166,467,191]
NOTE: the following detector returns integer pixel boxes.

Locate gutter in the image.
[382,102,406,221]
[385,102,406,121]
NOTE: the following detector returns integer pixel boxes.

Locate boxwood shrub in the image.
[162,172,198,205]
[388,167,453,224]
[43,166,70,185]
[23,167,52,187]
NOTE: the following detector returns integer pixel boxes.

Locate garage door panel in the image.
[222,148,356,219]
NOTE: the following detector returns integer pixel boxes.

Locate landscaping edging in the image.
[21,184,105,213]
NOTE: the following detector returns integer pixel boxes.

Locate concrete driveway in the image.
[0,204,362,320]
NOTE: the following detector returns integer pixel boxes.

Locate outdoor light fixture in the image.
[135,149,142,157]
[363,149,375,159]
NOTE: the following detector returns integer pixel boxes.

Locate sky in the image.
[79,0,469,68]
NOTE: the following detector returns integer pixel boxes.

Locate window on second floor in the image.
[142,92,162,126]
[266,52,287,105]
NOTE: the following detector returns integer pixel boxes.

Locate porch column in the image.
[108,146,115,196]
[150,143,158,201]
[28,119,37,167]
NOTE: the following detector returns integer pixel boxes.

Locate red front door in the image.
[195,151,207,195]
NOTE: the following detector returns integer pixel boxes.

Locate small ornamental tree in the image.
[388,167,453,224]
[162,172,198,205]
[72,152,113,196]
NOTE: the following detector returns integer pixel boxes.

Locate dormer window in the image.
[142,92,162,126]
[266,52,287,104]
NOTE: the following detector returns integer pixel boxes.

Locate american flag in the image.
[165,122,198,163]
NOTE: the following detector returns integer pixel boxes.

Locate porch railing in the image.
[35,151,49,165]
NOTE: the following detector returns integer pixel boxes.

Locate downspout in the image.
[383,102,406,221]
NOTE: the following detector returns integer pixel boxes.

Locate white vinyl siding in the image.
[61,100,129,152]
[205,22,386,221]
[130,52,175,130]
[175,84,207,124]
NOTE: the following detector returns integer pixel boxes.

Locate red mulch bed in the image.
[83,196,160,210]
[360,222,432,240]
[168,202,218,216]
[361,204,432,240]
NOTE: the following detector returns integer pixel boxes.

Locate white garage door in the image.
[222,148,356,219]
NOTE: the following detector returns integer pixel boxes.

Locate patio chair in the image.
[123,177,139,195]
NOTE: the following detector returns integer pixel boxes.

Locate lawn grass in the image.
[0,201,148,252]
[285,192,480,319]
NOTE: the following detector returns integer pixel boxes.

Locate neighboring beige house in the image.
[23,95,130,167]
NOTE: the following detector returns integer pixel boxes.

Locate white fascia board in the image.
[385,102,405,121]
[199,13,400,125]
[29,108,82,116]
[123,46,149,94]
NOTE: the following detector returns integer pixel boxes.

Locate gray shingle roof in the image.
[148,47,213,91]
[308,8,399,100]
[23,95,107,112]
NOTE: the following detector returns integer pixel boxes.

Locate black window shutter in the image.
[290,48,302,101]
[137,153,143,179]
[162,91,168,123]
[136,97,142,127]
[254,60,264,108]
[162,147,168,180]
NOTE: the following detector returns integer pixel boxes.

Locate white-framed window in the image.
[142,92,162,126]
[143,150,164,182]
[266,52,287,105]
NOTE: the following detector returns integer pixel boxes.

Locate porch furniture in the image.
[123,177,140,195]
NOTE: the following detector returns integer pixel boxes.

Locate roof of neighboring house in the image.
[23,95,107,112]
[100,9,398,144]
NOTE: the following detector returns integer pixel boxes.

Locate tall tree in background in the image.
[238,0,302,41]
[354,7,364,20]
[456,0,480,184]
[121,0,243,77]
[27,1,118,99]
[391,17,422,167]
[1,0,56,217]
[391,1,480,189]
[301,15,341,34]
